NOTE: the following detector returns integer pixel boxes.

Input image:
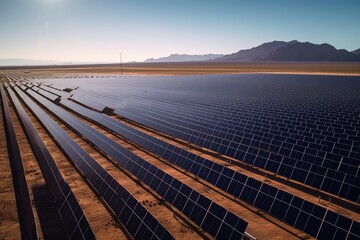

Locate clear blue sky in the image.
[0,0,359,62]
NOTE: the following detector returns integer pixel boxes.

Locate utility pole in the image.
[119,52,123,75]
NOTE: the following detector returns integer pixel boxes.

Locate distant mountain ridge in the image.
[217,41,360,62]
[145,54,224,62]
[352,48,360,55]
[266,42,359,61]
[217,40,299,61]
[146,41,360,62]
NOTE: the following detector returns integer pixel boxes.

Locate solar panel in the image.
[11,74,360,240]
[106,86,360,203]
[31,86,40,92]
[27,89,249,239]
[16,88,173,240]
[0,84,38,240]
[7,86,95,240]
[53,74,360,239]
[38,85,71,98]
[37,89,59,101]
[71,92,106,112]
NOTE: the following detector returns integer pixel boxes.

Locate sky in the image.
[0,0,360,63]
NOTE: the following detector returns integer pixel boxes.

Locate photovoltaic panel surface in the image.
[26,88,249,239]
[29,74,360,240]
[7,86,95,240]
[0,84,38,240]
[18,87,174,240]
[59,96,360,240]
[45,74,360,203]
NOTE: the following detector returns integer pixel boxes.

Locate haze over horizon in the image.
[1,0,360,63]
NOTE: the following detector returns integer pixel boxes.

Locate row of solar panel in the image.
[37,89,59,101]
[116,89,359,149]
[119,99,359,175]
[131,85,360,120]
[59,98,360,240]
[6,85,95,240]
[114,108,360,204]
[14,87,174,240]
[72,93,108,112]
[43,84,62,91]
[100,86,359,132]
[107,88,356,172]
[85,92,356,171]
[99,87,350,135]
[38,85,72,98]
[110,88,360,171]
[131,112,358,160]
[81,89,348,147]
[143,107,359,176]
[27,88,249,239]
[94,88,358,154]
[0,84,38,240]
[151,113,358,139]
[154,106,359,154]
[193,99,356,136]
[140,101,360,150]
[181,100,357,129]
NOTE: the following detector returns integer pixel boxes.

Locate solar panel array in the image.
[7,86,95,240]
[114,98,359,203]
[59,96,360,240]
[62,74,360,203]
[0,84,38,240]
[6,73,359,240]
[27,88,249,239]
[17,88,173,240]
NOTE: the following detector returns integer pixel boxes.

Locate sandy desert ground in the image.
[1,61,360,76]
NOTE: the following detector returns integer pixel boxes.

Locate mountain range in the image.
[145,41,360,62]
[232,41,360,61]
[217,40,299,61]
[145,54,224,62]
[352,48,360,55]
